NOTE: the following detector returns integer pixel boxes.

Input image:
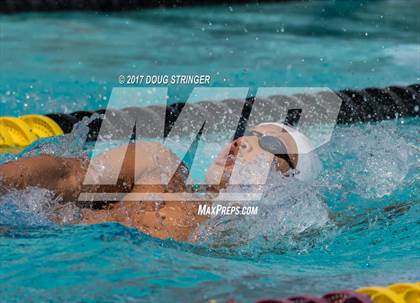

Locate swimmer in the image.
[0,123,320,241]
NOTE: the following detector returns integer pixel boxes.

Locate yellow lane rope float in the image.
[0,124,14,147]
[0,115,64,152]
[20,114,63,138]
[389,283,420,303]
[0,117,37,147]
[210,282,420,302]
[357,282,420,303]
[0,124,20,154]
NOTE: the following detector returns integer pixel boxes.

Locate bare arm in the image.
[81,141,209,241]
[0,141,185,202]
[0,155,87,201]
[0,142,209,240]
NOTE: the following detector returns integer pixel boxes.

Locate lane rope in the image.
[222,281,420,303]
[45,83,420,141]
[0,115,64,150]
[0,83,419,152]
[0,0,288,13]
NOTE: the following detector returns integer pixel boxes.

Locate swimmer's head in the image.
[205,122,321,188]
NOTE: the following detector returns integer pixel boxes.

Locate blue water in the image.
[1,1,420,302]
[0,118,419,302]
[1,0,419,115]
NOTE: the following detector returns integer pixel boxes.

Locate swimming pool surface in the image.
[1,0,419,115]
[0,1,419,302]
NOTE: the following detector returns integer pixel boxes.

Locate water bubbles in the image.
[0,187,80,226]
[320,121,411,201]
[193,119,417,253]
[193,158,332,253]
[17,113,97,160]
[274,27,285,34]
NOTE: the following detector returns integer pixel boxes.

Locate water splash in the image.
[18,114,101,159]
[319,121,414,202]
[192,120,418,252]
[0,187,79,227]
[0,113,104,167]
[0,116,101,226]
[0,118,418,255]
[193,158,333,253]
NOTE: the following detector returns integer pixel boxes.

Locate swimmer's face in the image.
[205,124,298,188]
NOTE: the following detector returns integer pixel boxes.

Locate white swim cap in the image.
[258,122,322,181]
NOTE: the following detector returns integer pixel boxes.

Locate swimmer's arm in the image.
[0,141,182,203]
[0,155,86,201]
[91,141,185,185]
[81,145,208,241]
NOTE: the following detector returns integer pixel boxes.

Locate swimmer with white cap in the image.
[206,122,321,188]
[0,122,321,241]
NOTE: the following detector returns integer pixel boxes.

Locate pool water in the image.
[0,1,420,302]
[0,118,419,302]
[1,1,419,115]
